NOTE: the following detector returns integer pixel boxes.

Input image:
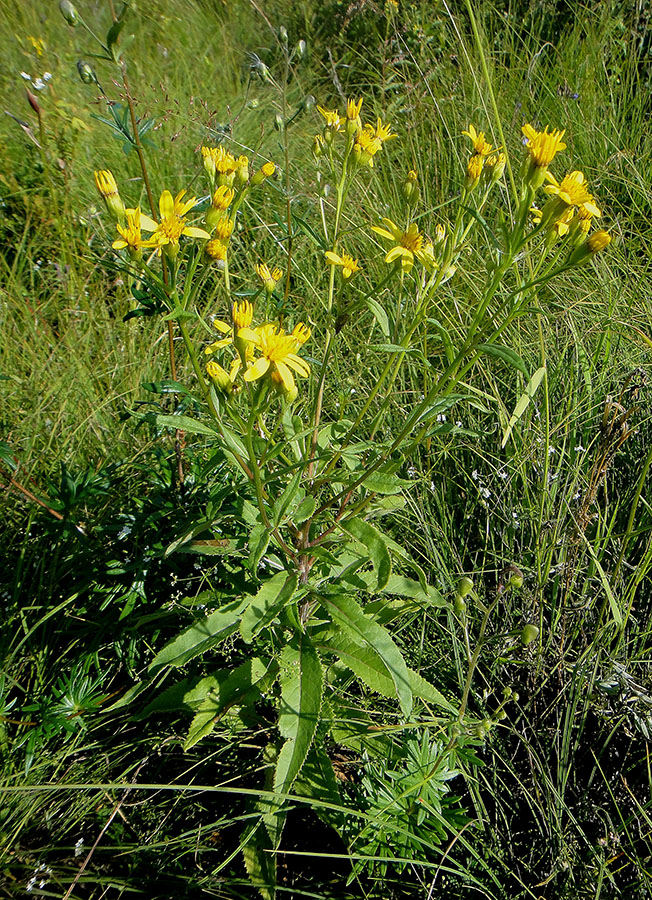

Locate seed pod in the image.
[77,60,95,84]
[59,0,79,25]
[456,576,474,598]
[520,624,539,645]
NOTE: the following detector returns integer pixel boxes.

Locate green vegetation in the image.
[1,0,652,897]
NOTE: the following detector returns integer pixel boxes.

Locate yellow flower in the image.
[112,207,158,256]
[255,262,283,293]
[205,300,256,355]
[588,230,611,253]
[28,36,46,57]
[94,169,118,199]
[206,239,228,265]
[465,154,485,190]
[552,206,575,237]
[201,146,240,185]
[522,124,567,168]
[317,106,343,131]
[207,359,239,394]
[543,170,601,217]
[346,97,363,133]
[371,217,423,273]
[211,185,235,210]
[462,124,492,156]
[239,322,311,399]
[484,152,506,183]
[212,215,235,241]
[251,161,277,186]
[143,190,211,254]
[325,250,362,279]
[353,117,397,167]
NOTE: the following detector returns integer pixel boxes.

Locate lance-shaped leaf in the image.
[320,593,412,716]
[326,630,455,713]
[501,366,546,448]
[273,634,323,817]
[239,572,299,643]
[148,597,246,674]
[184,658,273,750]
[339,517,391,590]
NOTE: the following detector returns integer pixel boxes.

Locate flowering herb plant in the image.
[69,0,611,889]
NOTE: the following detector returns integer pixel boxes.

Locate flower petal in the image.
[159,190,174,219]
[182,225,211,239]
[139,213,158,232]
[275,360,297,394]
[237,327,261,345]
[284,354,310,377]
[243,356,270,381]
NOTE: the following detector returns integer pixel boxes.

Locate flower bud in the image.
[402,169,419,205]
[296,40,307,58]
[25,89,40,116]
[279,26,288,43]
[509,567,524,590]
[453,595,466,619]
[568,229,611,266]
[94,169,125,222]
[236,155,249,185]
[251,161,276,186]
[59,0,79,26]
[207,360,234,394]
[274,114,284,132]
[77,60,95,84]
[303,94,316,112]
[520,624,539,646]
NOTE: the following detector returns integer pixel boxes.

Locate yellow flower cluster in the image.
[315,97,396,168]
[520,123,610,253]
[205,300,311,402]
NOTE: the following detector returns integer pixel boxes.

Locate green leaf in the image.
[478,343,529,377]
[242,825,276,900]
[294,495,316,523]
[272,469,303,527]
[364,296,390,338]
[155,414,217,437]
[501,366,547,448]
[320,594,412,716]
[184,658,270,750]
[273,635,323,805]
[248,523,270,572]
[239,572,299,643]
[148,598,246,674]
[340,517,391,590]
[362,470,413,495]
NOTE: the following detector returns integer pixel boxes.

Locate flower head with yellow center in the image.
[206,300,256,356]
[371,217,423,273]
[238,322,311,399]
[112,207,158,257]
[463,124,492,156]
[465,154,485,190]
[317,106,343,132]
[325,250,362,279]
[255,262,283,294]
[202,146,241,186]
[142,190,210,254]
[543,170,601,217]
[346,97,363,134]
[354,117,397,167]
[522,124,567,187]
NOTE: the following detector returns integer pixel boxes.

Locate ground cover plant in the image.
[1,0,652,897]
